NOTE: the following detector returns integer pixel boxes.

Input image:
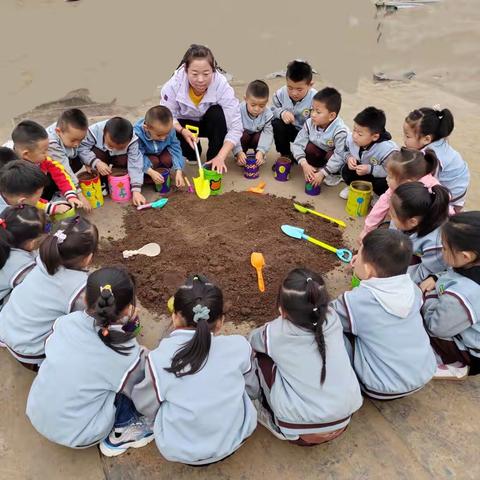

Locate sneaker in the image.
[324,174,343,187]
[371,193,379,207]
[253,399,285,440]
[339,186,350,200]
[99,418,154,457]
[433,363,469,381]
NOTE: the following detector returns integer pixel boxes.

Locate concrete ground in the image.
[1,78,479,479]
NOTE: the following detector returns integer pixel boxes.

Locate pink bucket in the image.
[108,171,132,203]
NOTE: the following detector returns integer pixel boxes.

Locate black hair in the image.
[405,107,454,141]
[0,205,45,269]
[86,267,137,355]
[362,229,413,278]
[392,182,450,237]
[57,108,88,131]
[354,106,386,134]
[278,268,329,385]
[177,44,221,72]
[286,60,313,83]
[0,147,19,169]
[246,80,269,99]
[442,212,480,264]
[11,120,48,151]
[313,87,342,115]
[387,147,439,182]
[39,215,98,275]
[104,117,133,145]
[0,160,49,196]
[165,275,224,378]
[144,105,173,126]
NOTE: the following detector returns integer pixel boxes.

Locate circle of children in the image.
[0,44,477,465]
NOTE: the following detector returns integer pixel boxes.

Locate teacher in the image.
[160,44,242,173]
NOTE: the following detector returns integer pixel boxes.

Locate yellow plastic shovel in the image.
[186,125,210,200]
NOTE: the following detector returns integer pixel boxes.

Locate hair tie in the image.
[312,322,318,327]
[0,218,6,229]
[192,304,210,323]
[101,327,110,337]
[312,307,318,312]
[306,277,313,283]
[54,229,67,244]
[100,284,114,299]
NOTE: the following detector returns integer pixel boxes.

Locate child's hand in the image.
[78,192,92,212]
[281,111,295,125]
[132,191,146,207]
[68,197,83,209]
[52,203,72,215]
[312,170,325,187]
[147,168,164,184]
[175,170,185,188]
[355,164,370,176]
[301,161,317,183]
[96,160,112,176]
[347,155,357,170]
[235,152,247,166]
[420,277,436,293]
[255,151,265,166]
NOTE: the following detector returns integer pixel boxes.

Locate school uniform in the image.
[0,194,9,215]
[249,311,363,440]
[26,310,145,448]
[0,257,86,365]
[331,274,436,399]
[131,330,257,465]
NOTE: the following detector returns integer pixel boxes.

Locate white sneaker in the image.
[433,363,469,381]
[324,174,343,187]
[339,186,350,200]
[371,193,379,207]
[253,399,285,440]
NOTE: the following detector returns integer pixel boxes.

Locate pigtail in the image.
[436,108,454,139]
[0,220,12,269]
[422,148,439,176]
[419,184,450,236]
[39,234,63,275]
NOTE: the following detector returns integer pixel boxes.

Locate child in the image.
[271,60,317,161]
[0,146,18,168]
[339,106,399,199]
[78,117,146,206]
[133,106,185,188]
[26,267,152,450]
[331,229,436,399]
[390,182,450,284]
[0,216,98,370]
[291,87,348,188]
[249,268,362,446]
[11,121,82,209]
[126,275,257,465]
[234,80,273,167]
[0,205,45,308]
[404,107,470,211]
[422,212,480,380]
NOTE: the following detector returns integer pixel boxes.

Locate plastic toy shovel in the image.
[136,198,168,211]
[186,125,210,200]
[123,243,161,259]
[250,252,265,292]
[293,203,346,228]
[281,225,353,263]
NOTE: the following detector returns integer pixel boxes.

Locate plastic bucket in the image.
[273,157,292,182]
[108,170,132,203]
[154,168,171,194]
[203,167,222,196]
[78,172,104,208]
[345,181,372,217]
[51,205,76,223]
[244,154,259,179]
[305,181,321,196]
[351,274,361,289]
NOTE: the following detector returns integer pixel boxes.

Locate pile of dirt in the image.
[96,191,346,325]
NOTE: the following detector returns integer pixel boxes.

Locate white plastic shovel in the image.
[122,243,161,259]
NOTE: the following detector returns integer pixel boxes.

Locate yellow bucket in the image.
[345,181,373,217]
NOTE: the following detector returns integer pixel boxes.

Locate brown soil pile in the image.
[96,191,345,325]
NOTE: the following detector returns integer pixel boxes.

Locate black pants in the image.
[272,118,299,159]
[341,164,388,196]
[177,105,227,162]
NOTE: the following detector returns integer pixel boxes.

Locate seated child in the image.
[331,229,436,399]
[339,106,398,199]
[234,80,273,167]
[133,106,185,188]
[404,107,469,211]
[0,146,19,168]
[0,216,98,371]
[0,205,45,309]
[422,212,480,380]
[78,117,146,206]
[27,267,152,451]
[390,182,450,284]
[249,268,362,446]
[291,87,348,188]
[129,275,257,465]
[271,60,316,161]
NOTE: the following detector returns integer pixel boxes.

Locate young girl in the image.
[422,212,480,380]
[0,205,45,308]
[27,267,152,451]
[390,182,450,284]
[404,107,470,210]
[126,275,257,465]
[249,268,362,446]
[0,215,97,369]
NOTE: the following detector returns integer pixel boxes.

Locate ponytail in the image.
[0,222,11,269]
[423,148,439,176]
[405,107,454,142]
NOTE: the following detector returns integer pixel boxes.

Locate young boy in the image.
[78,117,146,206]
[339,106,399,199]
[291,87,348,188]
[134,106,185,188]
[331,229,436,400]
[271,60,316,161]
[234,80,273,167]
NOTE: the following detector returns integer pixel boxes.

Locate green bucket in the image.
[52,205,76,223]
[202,167,222,196]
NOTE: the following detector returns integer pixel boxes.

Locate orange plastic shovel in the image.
[251,252,265,292]
[248,181,266,194]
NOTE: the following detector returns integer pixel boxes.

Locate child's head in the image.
[310,87,341,128]
[441,212,480,270]
[55,108,88,149]
[404,107,454,150]
[39,216,98,275]
[104,117,133,151]
[277,268,330,384]
[386,147,439,191]
[143,106,173,142]
[166,275,224,378]
[0,147,19,169]
[245,80,269,117]
[0,160,48,206]
[285,60,313,102]
[86,267,138,355]
[390,182,449,237]
[354,229,413,280]
[12,120,49,164]
[352,106,386,148]
[178,44,217,95]
[0,205,46,269]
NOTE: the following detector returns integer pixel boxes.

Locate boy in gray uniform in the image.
[331,229,436,399]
